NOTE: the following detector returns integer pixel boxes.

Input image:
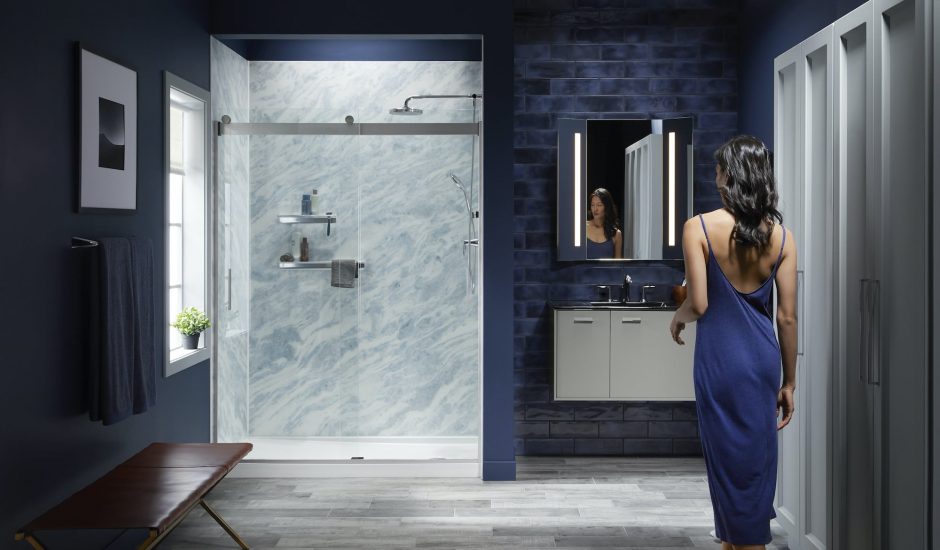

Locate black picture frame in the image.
[78,44,138,212]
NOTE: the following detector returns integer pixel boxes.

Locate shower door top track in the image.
[218,121,481,136]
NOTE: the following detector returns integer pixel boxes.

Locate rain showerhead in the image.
[389,106,423,115]
[389,94,482,115]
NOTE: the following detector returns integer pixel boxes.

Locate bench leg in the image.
[199,499,249,549]
[14,531,45,550]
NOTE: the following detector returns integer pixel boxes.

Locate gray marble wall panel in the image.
[211,38,250,442]
[248,61,481,437]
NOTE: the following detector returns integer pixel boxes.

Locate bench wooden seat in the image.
[15,442,252,549]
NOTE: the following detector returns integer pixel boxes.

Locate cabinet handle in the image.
[620,318,642,324]
[859,279,880,385]
[573,317,595,324]
[797,270,804,356]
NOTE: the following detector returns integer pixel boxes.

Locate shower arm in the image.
[402,94,482,110]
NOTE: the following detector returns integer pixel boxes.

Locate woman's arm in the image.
[775,228,798,389]
[613,229,623,258]
[671,218,708,343]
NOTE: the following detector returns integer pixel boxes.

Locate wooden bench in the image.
[15,442,253,549]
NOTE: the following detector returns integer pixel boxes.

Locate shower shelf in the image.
[278,214,336,224]
[279,261,365,270]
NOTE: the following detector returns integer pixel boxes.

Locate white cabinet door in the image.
[834,6,877,550]
[773,38,804,544]
[873,0,929,547]
[609,310,695,400]
[554,310,610,399]
[799,24,834,550]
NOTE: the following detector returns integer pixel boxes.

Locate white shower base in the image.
[230,436,480,478]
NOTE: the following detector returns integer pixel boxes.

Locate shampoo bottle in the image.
[310,189,320,215]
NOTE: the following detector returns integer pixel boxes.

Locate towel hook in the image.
[71,237,99,249]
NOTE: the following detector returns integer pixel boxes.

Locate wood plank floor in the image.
[162,457,789,549]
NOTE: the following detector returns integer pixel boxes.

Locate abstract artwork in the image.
[79,46,137,211]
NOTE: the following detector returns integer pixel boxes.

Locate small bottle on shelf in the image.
[301,194,312,215]
[310,189,320,215]
[300,237,310,262]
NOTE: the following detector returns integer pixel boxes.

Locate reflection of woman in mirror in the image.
[669,135,797,550]
[586,188,623,259]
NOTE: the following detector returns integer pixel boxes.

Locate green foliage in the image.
[170,307,211,336]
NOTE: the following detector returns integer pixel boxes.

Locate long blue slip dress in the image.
[693,214,786,546]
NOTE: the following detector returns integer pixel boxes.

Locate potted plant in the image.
[171,307,211,350]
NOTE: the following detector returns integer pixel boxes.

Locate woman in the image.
[670,135,797,550]
[586,188,623,259]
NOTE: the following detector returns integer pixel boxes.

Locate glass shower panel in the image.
[246,134,362,441]
[357,131,480,458]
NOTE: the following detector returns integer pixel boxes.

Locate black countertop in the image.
[550,300,680,311]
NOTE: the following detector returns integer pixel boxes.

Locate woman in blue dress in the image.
[586,188,623,258]
[669,135,798,550]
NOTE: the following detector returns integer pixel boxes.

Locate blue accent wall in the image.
[210,0,516,480]
[512,0,738,456]
[219,38,482,61]
[737,0,867,146]
[0,1,212,548]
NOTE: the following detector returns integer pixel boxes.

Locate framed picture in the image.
[78,45,137,212]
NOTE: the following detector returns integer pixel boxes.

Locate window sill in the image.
[167,346,210,377]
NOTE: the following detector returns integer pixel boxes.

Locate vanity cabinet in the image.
[554,308,695,401]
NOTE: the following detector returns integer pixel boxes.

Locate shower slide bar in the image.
[218,121,480,136]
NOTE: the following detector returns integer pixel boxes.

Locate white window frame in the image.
[164,71,212,376]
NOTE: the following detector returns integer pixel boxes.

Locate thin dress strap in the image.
[698,214,714,255]
[772,224,787,271]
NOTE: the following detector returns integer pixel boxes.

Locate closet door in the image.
[798,25,834,550]
[873,0,929,547]
[772,40,804,543]
[833,4,877,550]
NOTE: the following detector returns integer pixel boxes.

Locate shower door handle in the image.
[226,268,232,311]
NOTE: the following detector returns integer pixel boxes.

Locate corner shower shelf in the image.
[279,261,365,270]
[278,214,336,224]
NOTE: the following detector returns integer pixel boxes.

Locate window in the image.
[164,72,210,376]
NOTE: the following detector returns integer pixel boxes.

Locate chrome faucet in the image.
[622,274,632,303]
[641,284,655,303]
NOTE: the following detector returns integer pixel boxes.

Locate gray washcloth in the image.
[331,259,358,288]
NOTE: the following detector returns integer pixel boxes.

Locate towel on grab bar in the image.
[331,259,358,288]
[89,237,156,425]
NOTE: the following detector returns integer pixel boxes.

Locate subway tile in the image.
[600,44,650,60]
[575,438,623,455]
[574,62,625,78]
[516,421,551,437]
[515,79,552,95]
[574,27,625,42]
[526,95,576,113]
[623,438,673,455]
[651,44,701,59]
[574,404,623,421]
[515,43,552,60]
[526,438,574,455]
[526,404,575,421]
[597,78,650,94]
[514,147,557,164]
[551,10,649,26]
[623,403,674,420]
[550,78,601,95]
[623,26,674,43]
[599,421,648,438]
[673,438,704,455]
[551,44,602,60]
[527,61,577,79]
[551,421,599,438]
[649,421,698,438]
[574,95,625,111]
[676,95,724,111]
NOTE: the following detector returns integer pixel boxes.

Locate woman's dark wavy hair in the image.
[588,187,621,240]
[713,135,783,250]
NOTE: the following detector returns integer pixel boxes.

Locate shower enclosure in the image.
[210,38,482,475]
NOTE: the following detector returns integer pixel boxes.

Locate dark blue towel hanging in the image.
[89,237,155,425]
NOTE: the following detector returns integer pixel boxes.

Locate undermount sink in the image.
[588,301,667,309]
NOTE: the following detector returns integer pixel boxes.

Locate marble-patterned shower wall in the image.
[211,38,250,443]
[247,61,482,437]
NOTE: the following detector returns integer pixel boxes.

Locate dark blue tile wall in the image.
[513,0,737,457]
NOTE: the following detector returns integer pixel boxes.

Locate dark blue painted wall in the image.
[210,0,517,480]
[737,0,867,146]
[512,0,737,456]
[218,38,482,61]
[0,1,211,548]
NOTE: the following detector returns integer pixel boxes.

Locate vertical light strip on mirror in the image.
[668,132,676,246]
[574,132,582,247]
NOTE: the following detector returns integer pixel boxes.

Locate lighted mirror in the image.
[556,117,693,261]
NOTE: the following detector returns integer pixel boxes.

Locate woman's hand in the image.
[669,315,686,345]
[777,386,795,430]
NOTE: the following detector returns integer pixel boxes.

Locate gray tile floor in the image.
[162,457,789,549]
